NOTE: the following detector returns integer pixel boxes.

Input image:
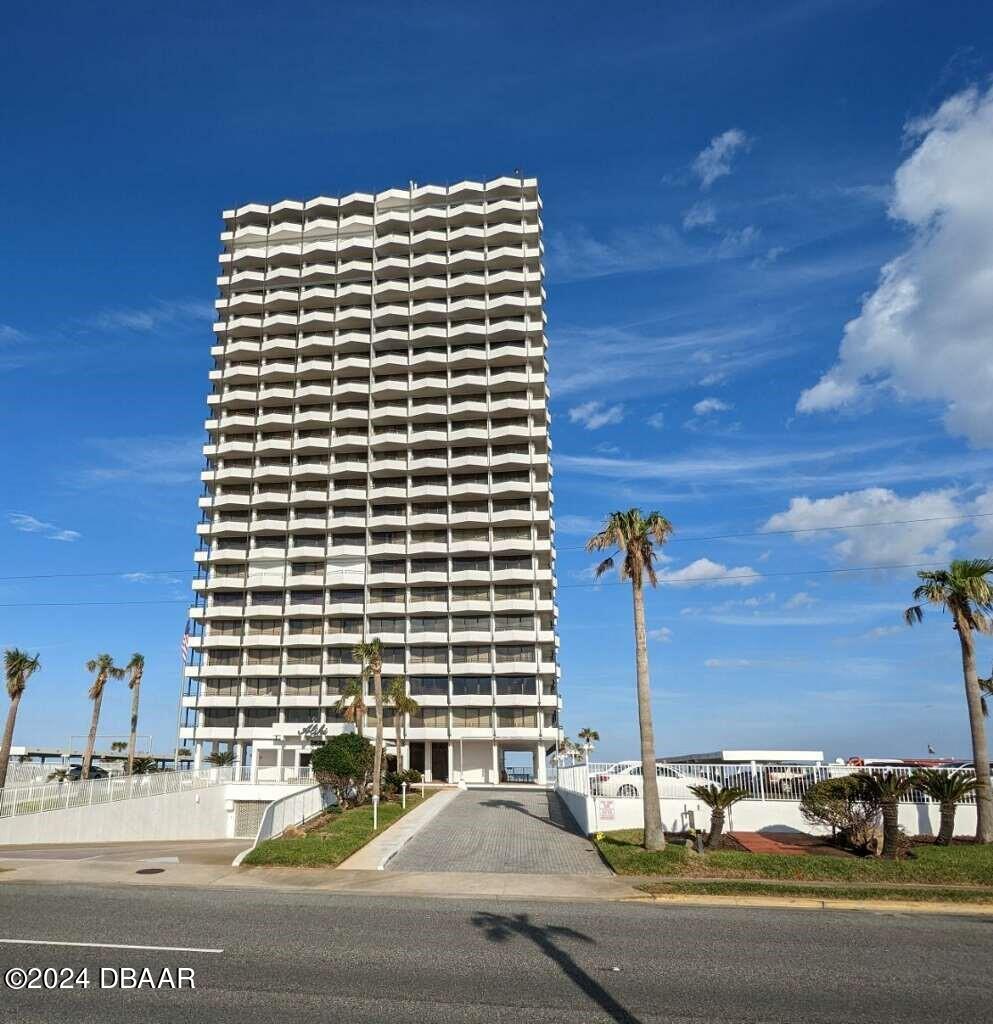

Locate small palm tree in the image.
[1,649,41,789]
[858,771,912,859]
[130,756,159,775]
[906,559,993,843]
[124,653,145,775]
[354,640,385,802]
[577,727,600,761]
[205,750,236,767]
[82,655,124,778]
[912,769,979,845]
[335,679,367,737]
[688,783,749,848]
[387,675,418,772]
[588,508,674,851]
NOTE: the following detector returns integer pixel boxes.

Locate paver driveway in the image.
[387,788,609,874]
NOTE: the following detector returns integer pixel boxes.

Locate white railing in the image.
[232,783,335,866]
[0,764,314,819]
[558,761,980,805]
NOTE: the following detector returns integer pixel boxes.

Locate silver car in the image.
[591,762,717,799]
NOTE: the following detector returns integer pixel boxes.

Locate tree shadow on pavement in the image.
[478,798,583,836]
[471,911,642,1024]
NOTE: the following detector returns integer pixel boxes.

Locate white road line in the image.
[0,939,224,954]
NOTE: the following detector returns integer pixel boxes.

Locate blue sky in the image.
[2,1,993,762]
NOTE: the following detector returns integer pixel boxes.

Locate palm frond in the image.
[904,605,924,626]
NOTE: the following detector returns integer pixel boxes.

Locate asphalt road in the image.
[0,883,989,1023]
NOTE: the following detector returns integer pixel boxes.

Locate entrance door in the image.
[431,742,449,783]
[409,742,425,775]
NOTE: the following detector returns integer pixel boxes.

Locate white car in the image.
[591,762,717,799]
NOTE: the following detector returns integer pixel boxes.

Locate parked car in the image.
[591,762,717,799]
[65,765,109,782]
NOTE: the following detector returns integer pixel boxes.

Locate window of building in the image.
[285,678,321,697]
[284,707,321,724]
[409,676,448,696]
[203,709,238,728]
[243,708,278,727]
[453,645,490,664]
[203,680,239,697]
[247,618,282,635]
[453,707,491,728]
[495,614,534,631]
[207,650,239,666]
[286,647,321,665]
[496,676,537,696]
[411,708,448,729]
[243,678,279,696]
[452,676,491,696]
[288,618,322,635]
[496,708,538,729]
[245,649,280,666]
[409,646,447,664]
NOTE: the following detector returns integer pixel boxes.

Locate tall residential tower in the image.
[180,177,561,783]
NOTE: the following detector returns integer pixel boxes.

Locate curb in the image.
[634,892,993,916]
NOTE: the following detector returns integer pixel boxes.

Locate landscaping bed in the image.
[242,791,435,867]
[593,830,993,885]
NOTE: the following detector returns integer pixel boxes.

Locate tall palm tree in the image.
[387,675,418,772]
[577,727,600,761]
[1,650,41,789]
[335,678,367,737]
[82,654,124,778]
[587,508,674,851]
[905,559,993,843]
[912,769,979,845]
[858,771,912,859]
[354,640,385,802]
[688,783,750,849]
[124,653,145,775]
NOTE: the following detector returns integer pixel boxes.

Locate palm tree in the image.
[587,508,674,851]
[912,769,979,845]
[130,756,159,775]
[354,640,385,802]
[577,727,600,761]
[1,650,41,789]
[688,783,749,848]
[335,678,367,737]
[123,653,145,775]
[905,559,993,842]
[205,749,236,767]
[859,771,912,859]
[81,654,124,779]
[387,675,418,772]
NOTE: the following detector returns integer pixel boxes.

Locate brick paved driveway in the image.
[386,788,609,874]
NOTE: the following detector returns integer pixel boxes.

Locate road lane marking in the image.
[0,939,223,954]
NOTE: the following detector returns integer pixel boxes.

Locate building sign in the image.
[300,723,328,742]
[598,799,615,821]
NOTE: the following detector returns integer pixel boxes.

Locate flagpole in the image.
[172,620,191,771]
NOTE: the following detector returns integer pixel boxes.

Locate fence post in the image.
[752,761,764,802]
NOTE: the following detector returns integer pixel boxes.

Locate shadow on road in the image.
[471,911,642,1024]
[477,797,583,836]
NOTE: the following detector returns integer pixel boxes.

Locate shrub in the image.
[312,734,375,808]
[383,768,423,794]
[801,774,881,853]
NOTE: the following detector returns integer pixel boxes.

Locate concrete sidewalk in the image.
[337,786,460,870]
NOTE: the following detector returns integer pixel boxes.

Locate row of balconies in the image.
[214,295,543,335]
[193,624,554,646]
[200,537,550,564]
[217,276,543,313]
[222,178,538,224]
[187,658,556,679]
[210,365,541,393]
[205,433,544,457]
[190,598,558,621]
[223,197,540,241]
[216,245,541,289]
[184,723,556,744]
[198,509,550,535]
[218,276,543,313]
[207,420,544,453]
[221,225,541,269]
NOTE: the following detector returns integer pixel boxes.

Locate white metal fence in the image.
[0,764,315,819]
[558,761,979,805]
[232,784,336,866]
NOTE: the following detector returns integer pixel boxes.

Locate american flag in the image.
[180,631,190,666]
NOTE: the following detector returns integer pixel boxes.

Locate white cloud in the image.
[784,592,817,609]
[79,436,201,486]
[646,411,665,429]
[555,514,602,536]
[692,397,732,416]
[7,512,80,542]
[861,625,903,640]
[797,85,993,447]
[704,657,757,669]
[693,128,752,188]
[90,300,213,333]
[763,486,960,565]
[682,201,716,229]
[649,626,673,643]
[660,557,758,587]
[567,401,625,430]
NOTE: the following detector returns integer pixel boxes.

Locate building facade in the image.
[180,176,561,784]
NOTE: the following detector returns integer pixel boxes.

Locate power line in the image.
[2,510,990,584]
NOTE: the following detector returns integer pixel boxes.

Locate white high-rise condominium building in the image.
[180,176,561,784]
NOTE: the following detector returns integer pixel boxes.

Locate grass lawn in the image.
[637,880,993,904]
[594,830,993,886]
[242,790,435,868]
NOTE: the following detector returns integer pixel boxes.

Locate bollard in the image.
[401,782,407,809]
[372,794,379,831]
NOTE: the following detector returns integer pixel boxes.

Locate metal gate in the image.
[233,800,270,839]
